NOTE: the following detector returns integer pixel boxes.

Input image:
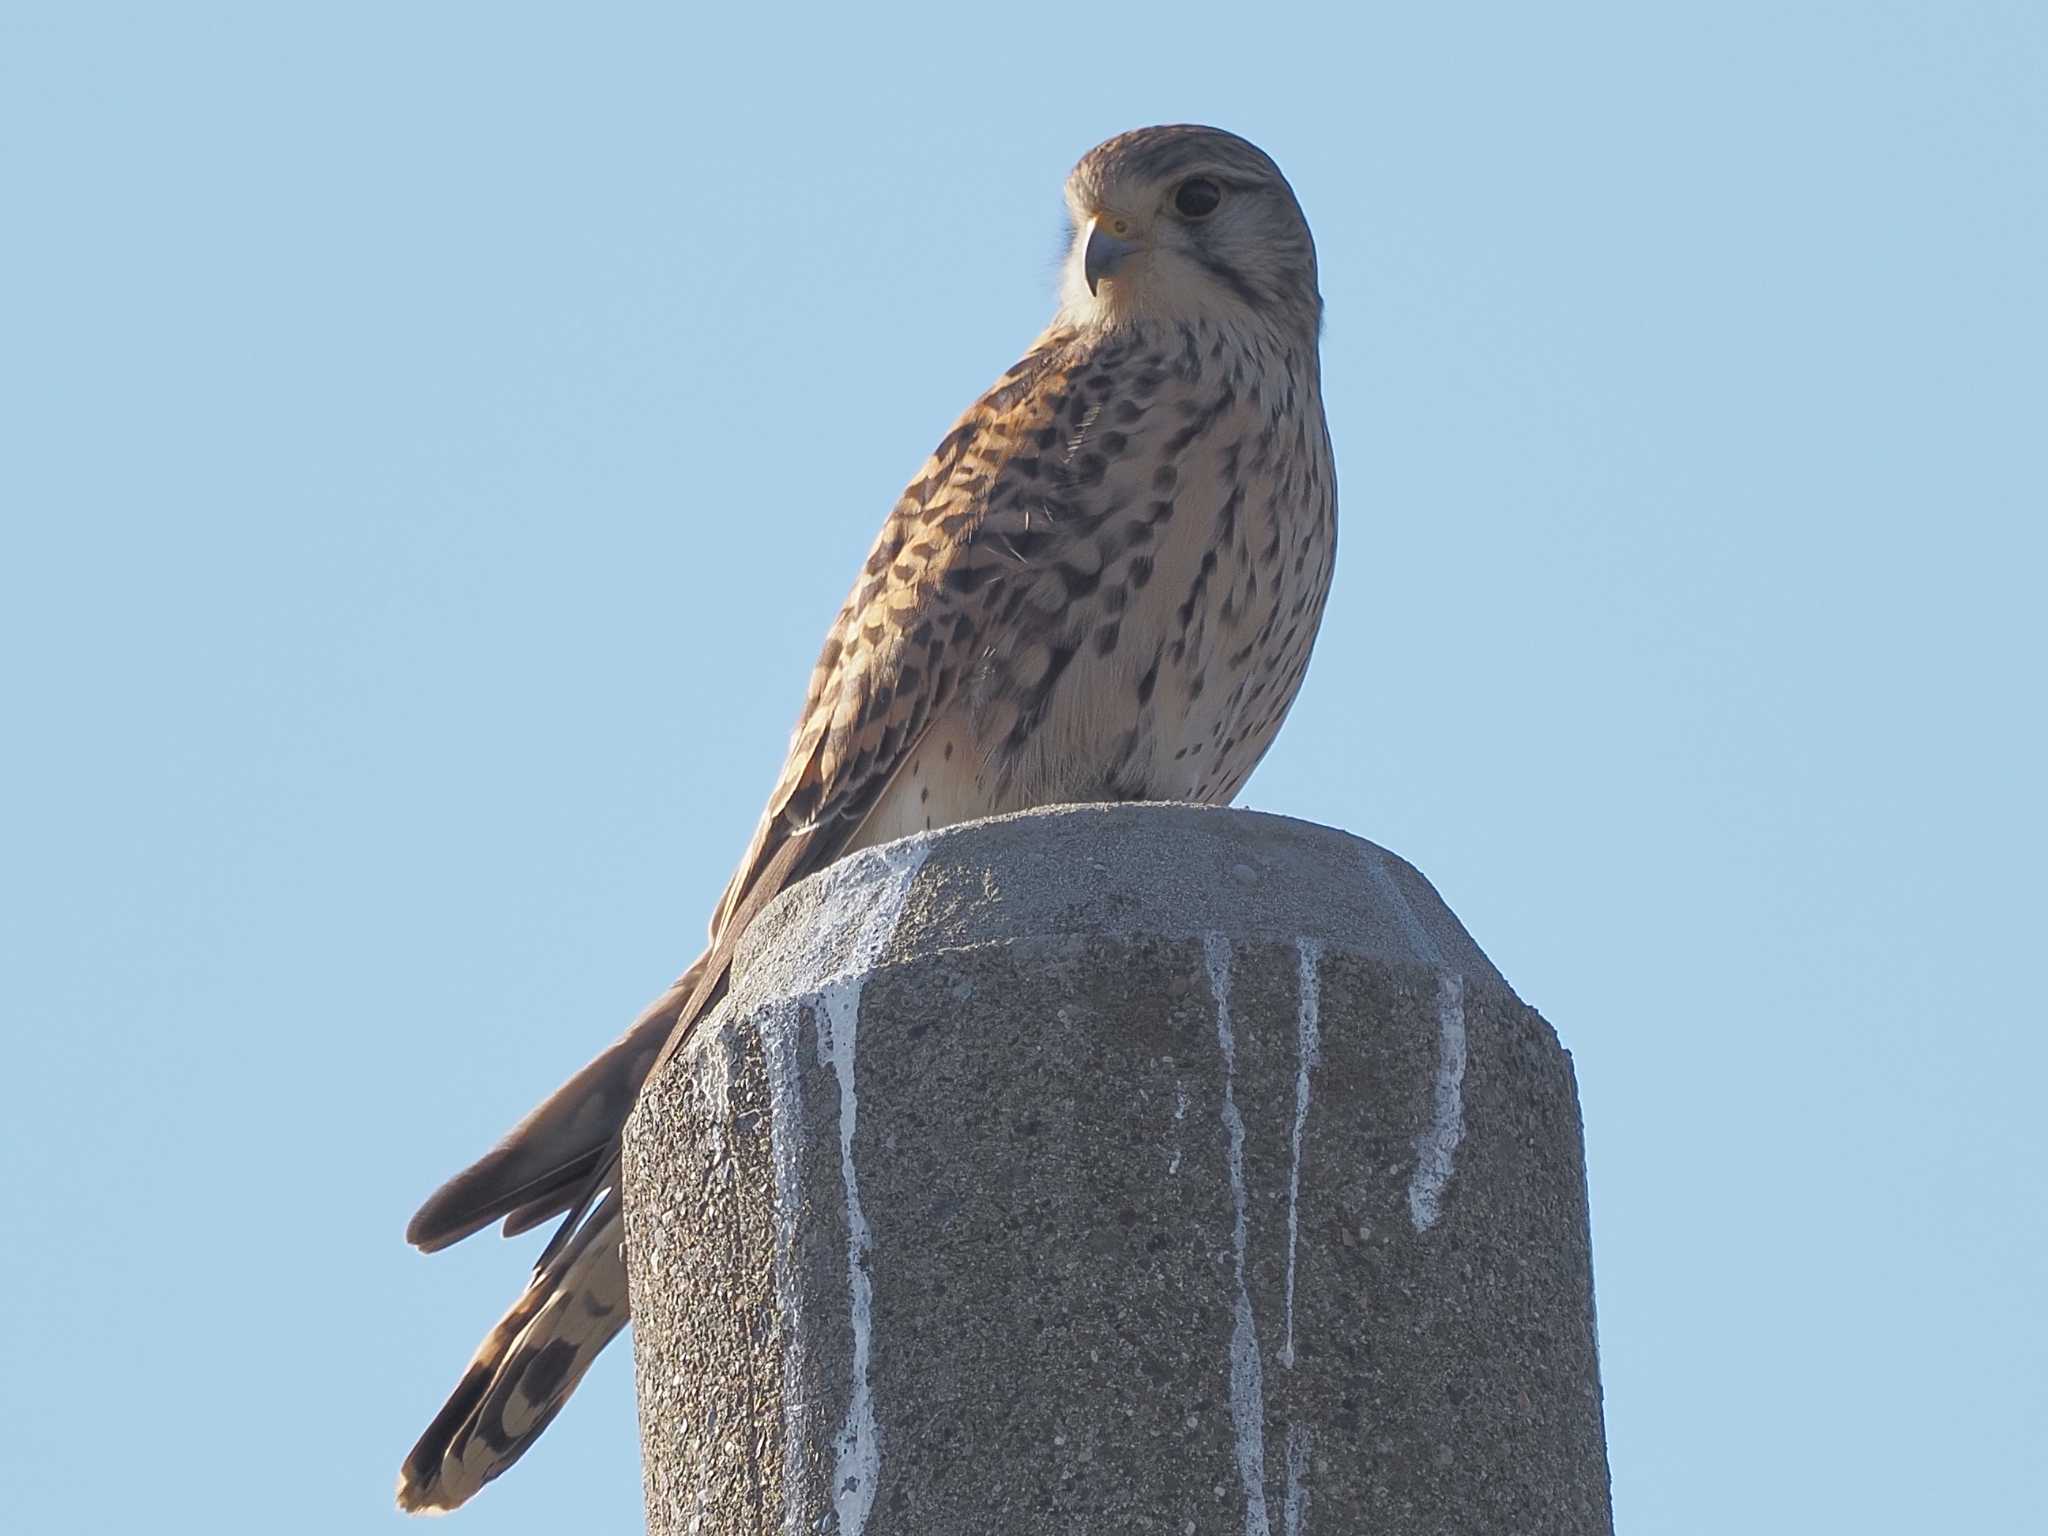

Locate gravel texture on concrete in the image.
[623,803,1610,1535]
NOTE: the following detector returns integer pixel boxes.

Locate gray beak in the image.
[1083,219,1139,296]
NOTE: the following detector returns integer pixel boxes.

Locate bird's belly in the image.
[848,567,1316,854]
[1005,513,1324,809]
[845,712,1010,852]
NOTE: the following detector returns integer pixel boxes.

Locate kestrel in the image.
[398,123,1337,1513]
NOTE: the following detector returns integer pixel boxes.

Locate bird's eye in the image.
[1173,177,1223,219]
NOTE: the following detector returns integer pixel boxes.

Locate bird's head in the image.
[1057,125,1321,340]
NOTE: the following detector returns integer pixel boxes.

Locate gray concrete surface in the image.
[623,803,1610,1534]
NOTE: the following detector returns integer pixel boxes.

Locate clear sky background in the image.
[4,4,2043,1532]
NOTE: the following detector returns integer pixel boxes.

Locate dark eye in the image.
[1174,177,1222,219]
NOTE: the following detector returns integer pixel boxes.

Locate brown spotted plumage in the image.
[397,123,1336,1513]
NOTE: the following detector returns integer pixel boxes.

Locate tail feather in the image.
[406,956,706,1253]
[498,1186,585,1240]
[397,1196,629,1514]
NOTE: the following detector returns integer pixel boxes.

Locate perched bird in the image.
[397,123,1338,1513]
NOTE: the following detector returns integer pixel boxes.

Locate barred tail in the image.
[396,1196,628,1514]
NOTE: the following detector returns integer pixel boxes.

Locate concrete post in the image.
[622,804,1610,1535]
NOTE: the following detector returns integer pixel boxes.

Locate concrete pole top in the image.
[624,804,1608,1534]
[728,802,1513,1012]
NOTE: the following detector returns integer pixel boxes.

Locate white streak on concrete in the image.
[1283,1422,1313,1536]
[1362,848,1470,1235]
[1280,939,1323,1369]
[1169,1079,1188,1175]
[1205,933,1272,1536]
[1407,970,1467,1232]
[700,1029,733,1169]
[819,981,878,1536]
[802,838,935,986]
[760,837,931,1536]
[761,1001,811,1536]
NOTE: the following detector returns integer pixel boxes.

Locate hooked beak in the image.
[1083,218,1140,296]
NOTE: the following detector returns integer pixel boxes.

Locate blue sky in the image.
[3,4,2043,1532]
